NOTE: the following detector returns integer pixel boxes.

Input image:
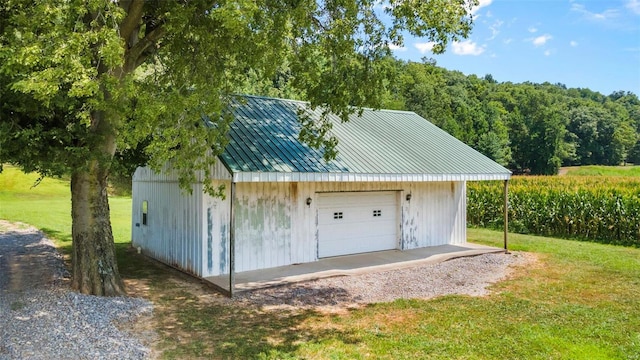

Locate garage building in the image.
[131,95,511,294]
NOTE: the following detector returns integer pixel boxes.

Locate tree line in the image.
[386,58,640,174]
[246,57,640,175]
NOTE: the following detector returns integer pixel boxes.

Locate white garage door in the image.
[318,191,398,258]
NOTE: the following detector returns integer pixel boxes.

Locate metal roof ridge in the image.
[226,170,512,183]
[233,94,419,115]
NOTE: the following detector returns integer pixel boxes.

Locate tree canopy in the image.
[0,0,478,295]
[367,59,639,174]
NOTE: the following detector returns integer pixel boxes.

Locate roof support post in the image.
[229,181,236,297]
[503,179,510,254]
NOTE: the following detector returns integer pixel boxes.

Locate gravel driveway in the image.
[0,221,153,360]
[234,249,533,309]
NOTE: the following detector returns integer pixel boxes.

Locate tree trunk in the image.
[70,162,126,296]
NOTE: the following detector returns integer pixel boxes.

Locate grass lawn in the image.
[561,165,640,177]
[1,166,639,359]
[0,165,132,253]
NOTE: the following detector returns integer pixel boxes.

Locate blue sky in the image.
[389,0,640,96]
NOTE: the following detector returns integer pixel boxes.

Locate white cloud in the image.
[470,0,493,15]
[414,42,436,54]
[487,20,503,40]
[571,3,620,21]
[544,50,552,56]
[528,27,538,33]
[570,40,578,47]
[626,0,640,14]
[452,40,486,56]
[388,43,407,52]
[533,34,552,46]
[504,38,513,45]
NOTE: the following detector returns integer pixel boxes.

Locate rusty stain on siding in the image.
[219,222,227,274]
[275,200,288,228]
[207,207,213,273]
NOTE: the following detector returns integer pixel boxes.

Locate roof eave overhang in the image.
[230,172,511,183]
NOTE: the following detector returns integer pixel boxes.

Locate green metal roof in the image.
[220,95,511,182]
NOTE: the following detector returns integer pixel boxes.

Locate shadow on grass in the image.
[113,242,360,359]
[40,227,73,245]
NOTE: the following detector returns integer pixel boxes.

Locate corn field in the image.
[468,176,640,247]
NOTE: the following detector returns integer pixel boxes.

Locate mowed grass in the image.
[563,165,640,177]
[0,165,131,252]
[1,166,639,359]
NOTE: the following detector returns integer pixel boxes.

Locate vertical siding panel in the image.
[405,182,448,249]
[304,182,316,264]
[290,183,299,264]
[291,182,299,263]
[201,179,231,277]
[400,181,467,248]
[133,180,203,276]
[132,164,232,278]
[260,182,268,270]
[201,190,208,277]
[194,190,202,274]
[462,182,467,243]
[232,181,296,272]
[436,182,446,246]
[270,182,277,269]
[424,182,432,247]
[263,182,271,269]
[451,182,459,244]
[415,182,425,248]
[283,182,292,266]
[131,180,141,248]
[237,183,248,273]
[248,182,257,272]
[235,185,243,273]
[274,183,282,267]
[452,181,467,244]
[243,182,251,272]
[273,181,281,268]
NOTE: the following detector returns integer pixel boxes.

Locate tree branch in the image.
[124,24,166,72]
[119,0,145,48]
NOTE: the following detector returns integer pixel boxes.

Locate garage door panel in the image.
[326,220,396,237]
[318,205,397,225]
[318,207,396,225]
[318,191,398,258]
[320,234,395,257]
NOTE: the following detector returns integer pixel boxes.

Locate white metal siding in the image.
[232,182,293,272]
[318,191,398,257]
[228,180,466,273]
[402,181,467,249]
[201,160,234,277]
[134,161,468,276]
[201,179,232,277]
[132,160,232,277]
[131,178,204,276]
